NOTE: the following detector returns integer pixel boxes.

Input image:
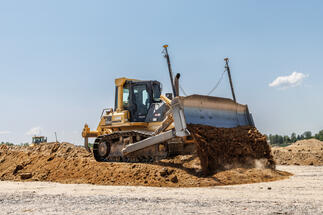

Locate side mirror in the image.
[105,108,113,115]
[165,93,173,100]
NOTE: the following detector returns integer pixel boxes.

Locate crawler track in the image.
[93,130,168,162]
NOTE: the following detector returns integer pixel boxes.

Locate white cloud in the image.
[26,127,42,136]
[0,131,11,135]
[269,72,308,89]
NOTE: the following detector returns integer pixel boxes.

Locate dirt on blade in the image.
[187,124,276,175]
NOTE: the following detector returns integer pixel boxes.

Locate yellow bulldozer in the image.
[82,45,254,162]
[30,136,47,147]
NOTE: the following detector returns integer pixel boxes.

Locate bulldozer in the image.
[82,45,254,162]
[30,136,47,147]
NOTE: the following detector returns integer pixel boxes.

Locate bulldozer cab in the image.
[115,78,164,122]
[32,136,47,145]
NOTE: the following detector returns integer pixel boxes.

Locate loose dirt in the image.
[188,124,275,174]
[0,129,289,187]
[272,139,323,165]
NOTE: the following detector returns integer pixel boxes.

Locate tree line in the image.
[0,141,28,146]
[267,130,323,146]
[0,141,14,146]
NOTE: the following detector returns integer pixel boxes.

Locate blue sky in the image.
[0,0,322,144]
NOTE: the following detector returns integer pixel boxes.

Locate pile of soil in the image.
[188,124,275,175]
[272,139,323,166]
[0,140,289,187]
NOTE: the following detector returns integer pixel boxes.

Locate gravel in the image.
[0,165,322,215]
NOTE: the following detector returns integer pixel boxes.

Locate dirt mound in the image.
[272,139,323,165]
[188,125,275,175]
[0,140,289,187]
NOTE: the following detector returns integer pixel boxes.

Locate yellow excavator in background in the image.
[82,45,254,162]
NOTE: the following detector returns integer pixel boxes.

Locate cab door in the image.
[129,82,152,122]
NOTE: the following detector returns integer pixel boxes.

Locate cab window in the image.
[133,84,150,116]
[123,85,130,110]
[152,84,161,102]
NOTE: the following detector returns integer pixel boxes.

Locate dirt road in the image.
[0,165,322,215]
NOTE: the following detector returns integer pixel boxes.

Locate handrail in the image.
[100,108,113,118]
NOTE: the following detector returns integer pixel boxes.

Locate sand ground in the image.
[0,165,322,215]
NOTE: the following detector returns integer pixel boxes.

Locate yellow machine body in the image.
[82,77,174,140]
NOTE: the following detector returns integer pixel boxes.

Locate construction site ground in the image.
[0,165,322,215]
[0,142,289,187]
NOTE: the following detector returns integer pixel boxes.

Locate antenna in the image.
[163,45,177,97]
[55,132,58,143]
[224,58,237,102]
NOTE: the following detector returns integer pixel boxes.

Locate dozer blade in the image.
[179,94,254,128]
[121,95,254,156]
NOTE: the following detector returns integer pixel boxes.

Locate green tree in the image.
[0,141,14,146]
[303,131,312,139]
[291,133,297,142]
[315,130,323,141]
[278,135,284,144]
[283,135,290,143]
[297,135,305,140]
[268,134,272,144]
